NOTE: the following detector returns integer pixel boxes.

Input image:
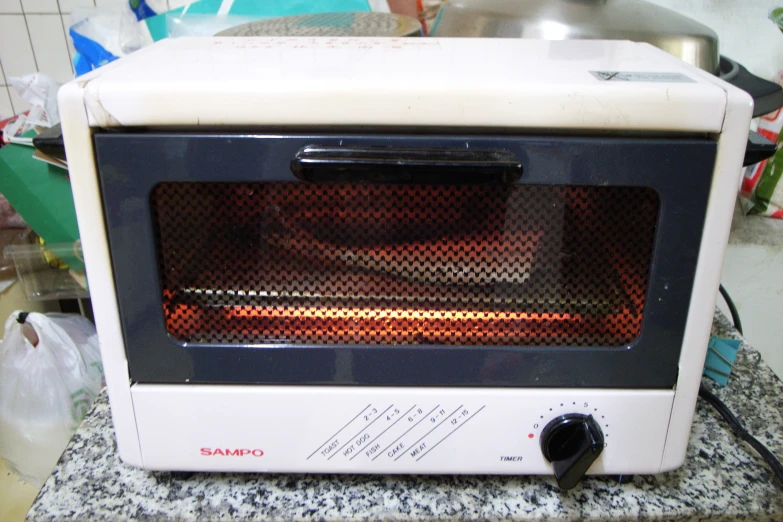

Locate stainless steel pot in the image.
[432,0,720,73]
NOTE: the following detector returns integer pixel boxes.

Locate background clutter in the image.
[0,310,103,487]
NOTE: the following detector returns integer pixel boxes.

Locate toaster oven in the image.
[58,37,751,489]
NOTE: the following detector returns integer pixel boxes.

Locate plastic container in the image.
[0,229,31,282]
[4,239,89,300]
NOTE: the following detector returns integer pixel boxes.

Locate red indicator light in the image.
[528,433,535,439]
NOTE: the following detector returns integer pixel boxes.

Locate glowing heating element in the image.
[152,182,659,347]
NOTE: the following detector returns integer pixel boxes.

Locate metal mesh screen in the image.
[151,183,659,347]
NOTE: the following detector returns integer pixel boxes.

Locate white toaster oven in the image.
[58,37,751,490]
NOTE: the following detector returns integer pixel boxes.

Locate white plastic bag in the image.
[69,6,150,75]
[7,73,60,127]
[0,311,104,486]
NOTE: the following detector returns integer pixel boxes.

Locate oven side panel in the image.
[58,82,143,467]
[659,67,754,471]
[131,384,674,475]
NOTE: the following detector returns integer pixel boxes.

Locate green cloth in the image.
[0,140,82,270]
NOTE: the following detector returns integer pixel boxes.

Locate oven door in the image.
[94,132,716,388]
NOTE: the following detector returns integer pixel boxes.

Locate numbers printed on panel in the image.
[430,408,447,423]
[450,409,470,425]
[308,403,485,464]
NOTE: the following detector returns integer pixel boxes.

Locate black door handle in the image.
[290,145,523,183]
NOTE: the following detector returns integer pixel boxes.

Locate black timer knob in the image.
[540,413,604,491]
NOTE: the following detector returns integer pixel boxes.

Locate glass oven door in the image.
[95,132,716,388]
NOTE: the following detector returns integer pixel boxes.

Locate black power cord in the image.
[718,284,743,335]
[698,384,783,485]
[700,284,783,486]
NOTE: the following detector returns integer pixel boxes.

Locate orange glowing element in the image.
[225,307,572,321]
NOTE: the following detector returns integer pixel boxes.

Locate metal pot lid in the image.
[216,12,422,38]
[431,0,719,73]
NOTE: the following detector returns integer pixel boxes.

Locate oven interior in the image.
[151,182,660,348]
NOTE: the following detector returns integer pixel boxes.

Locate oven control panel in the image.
[131,386,675,477]
[307,403,487,464]
[306,399,613,464]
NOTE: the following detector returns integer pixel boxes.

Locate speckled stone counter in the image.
[26,311,783,521]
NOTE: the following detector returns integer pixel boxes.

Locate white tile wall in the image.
[27,14,73,83]
[93,0,124,8]
[20,0,58,13]
[0,15,37,77]
[0,88,13,119]
[0,0,72,117]
[0,14,36,115]
[0,0,22,13]
[59,0,98,13]
[0,0,187,118]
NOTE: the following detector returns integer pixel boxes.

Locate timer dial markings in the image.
[532,402,608,446]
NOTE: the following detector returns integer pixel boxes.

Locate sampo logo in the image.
[200,448,264,457]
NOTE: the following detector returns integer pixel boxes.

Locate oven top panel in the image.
[74,37,728,132]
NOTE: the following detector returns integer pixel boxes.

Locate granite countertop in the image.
[26,311,783,521]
